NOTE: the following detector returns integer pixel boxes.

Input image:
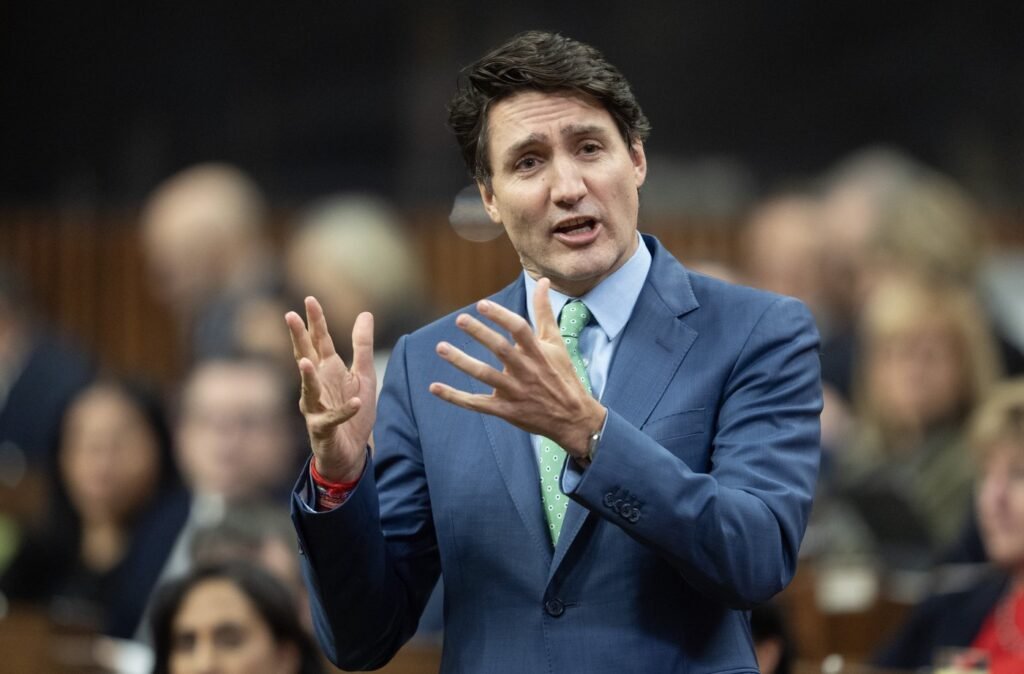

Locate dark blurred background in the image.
[3,1,1023,210]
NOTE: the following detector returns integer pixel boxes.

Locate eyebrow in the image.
[503,124,612,164]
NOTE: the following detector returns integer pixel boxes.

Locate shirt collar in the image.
[524,232,651,340]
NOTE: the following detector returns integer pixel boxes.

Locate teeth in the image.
[558,219,594,233]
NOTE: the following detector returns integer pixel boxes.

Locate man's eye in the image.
[515,157,538,171]
[580,142,601,155]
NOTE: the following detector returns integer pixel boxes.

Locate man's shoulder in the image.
[649,251,804,326]
[686,269,792,311]
[643,233,805,321]
[692,273,816,339]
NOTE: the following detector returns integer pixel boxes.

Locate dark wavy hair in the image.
[447,30,651,187]
[50,377,181,529]
[150,561,323,674]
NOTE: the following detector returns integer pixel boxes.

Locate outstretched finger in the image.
[428,382,488,413]
[305,296,339,362]
[532,278,560,341]
[455,312,524,369]
[436,341,507,390]
[350,312,376,381]
[476,299,545,361]
[286,311,318,365]
[297,357,324,412]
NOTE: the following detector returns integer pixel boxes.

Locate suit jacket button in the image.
[544,598,565,617]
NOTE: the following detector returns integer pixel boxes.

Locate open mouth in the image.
[553,217,597,236]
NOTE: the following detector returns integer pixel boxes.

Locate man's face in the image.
[178,362,293,501]
[478,91,646,297]
[142,188,230,318]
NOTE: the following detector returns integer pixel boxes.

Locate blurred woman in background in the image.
[0,378,189,638]
[150,561,321,674]
[825,274,1001,568]
[875,379,1024,673]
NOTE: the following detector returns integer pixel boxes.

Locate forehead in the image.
[174,579,258,629]
[70,386,136,421]
[486,91,618,151]
[184,363,282,410]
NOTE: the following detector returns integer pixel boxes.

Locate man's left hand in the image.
[429,278,606,458]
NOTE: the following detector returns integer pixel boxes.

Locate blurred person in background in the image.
[0,264,93,468]
[873,379,1024,674]
[285,194,429,383]
[738,189,826,321]
[175,357,299,504]
[140,163,283,363]
[0,378,187,638]
[188,500,311,631]
[737,189,853,458]
[817,148,1023,401]
[155,356,301,583]
[823,275,1001,569]
[816,147,925,401]
[150,561,322,674]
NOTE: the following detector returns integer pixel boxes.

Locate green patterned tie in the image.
[539,300,594,545]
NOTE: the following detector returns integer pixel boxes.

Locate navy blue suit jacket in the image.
[292,235,822,673]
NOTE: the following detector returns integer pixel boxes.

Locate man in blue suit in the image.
[287,31,821,673]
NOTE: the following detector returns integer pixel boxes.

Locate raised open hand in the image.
[285,297,376,482]
[428,278,606,457]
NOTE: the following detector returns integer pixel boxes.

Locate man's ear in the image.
[630,140,648,189]
[477,180,503,225]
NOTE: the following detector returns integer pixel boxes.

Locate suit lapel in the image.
[464,279,554,562]
[549,236,700,578]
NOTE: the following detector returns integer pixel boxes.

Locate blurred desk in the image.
[0,603,106,673]
[779,562,912,664]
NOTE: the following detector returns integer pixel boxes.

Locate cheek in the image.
[168,652,190,674]
[235,640,288,674]
[1007,485,1024,518]
[868,361,907,404]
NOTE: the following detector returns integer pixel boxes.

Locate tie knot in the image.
[559,300,592,339]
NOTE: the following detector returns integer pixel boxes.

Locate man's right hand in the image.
[286,297,376,483]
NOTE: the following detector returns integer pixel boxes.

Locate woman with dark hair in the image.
[150,561,322,674]
[0,377,190,638]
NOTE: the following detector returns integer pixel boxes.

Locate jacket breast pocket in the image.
[642,408,709,471]
[643,408,706,442]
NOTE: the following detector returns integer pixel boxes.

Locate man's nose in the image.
[550,155,587,206]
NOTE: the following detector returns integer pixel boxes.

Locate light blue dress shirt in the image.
[523,232,652,489]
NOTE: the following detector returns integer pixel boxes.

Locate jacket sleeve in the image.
[565,296,822,608]
[291,335,439,670]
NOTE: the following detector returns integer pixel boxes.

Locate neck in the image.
[79,520,127,573]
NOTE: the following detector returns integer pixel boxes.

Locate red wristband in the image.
[310,459,360,510]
